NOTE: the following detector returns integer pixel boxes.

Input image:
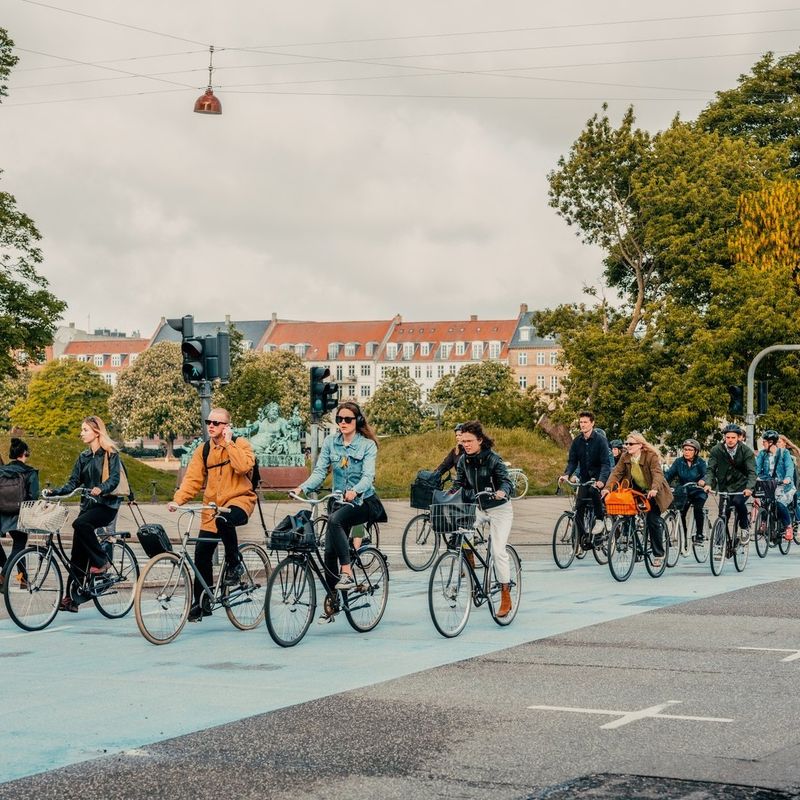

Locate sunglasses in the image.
[335,415,356,424]
[205,419,228,427]
[624,441,639,446]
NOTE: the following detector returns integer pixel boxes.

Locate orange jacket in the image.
[173,437,257,532]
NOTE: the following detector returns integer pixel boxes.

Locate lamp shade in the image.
[194,88,222,115]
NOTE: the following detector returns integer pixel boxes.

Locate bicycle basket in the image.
[18,500,69,533]
[137,523,172,559]
[269,509,315,551]
[430,502,477,534]
[668,484,688,510]
[604,481,649,516]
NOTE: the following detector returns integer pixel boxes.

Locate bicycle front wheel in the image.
[487,545,522,627]
[93,540,140,619]
[4,547,62,631]
[401,513,439,571]
[608,517,636,582]
[691,514,709,563]
[428,551,472,638]
[134,552,192,645]
[225,543,271,630]
[709,519,727,576]
[592,520,610,565]
[551,512,577,569]
[344,546,388,632]
[265,556,316,647]
[510,471,529,500]
[644,519,667,578]
[665,513,681,568]
[733,529,750,571]
[753,508,769,558]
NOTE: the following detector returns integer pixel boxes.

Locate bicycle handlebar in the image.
[288,490,356,507]
[42,487,96,501]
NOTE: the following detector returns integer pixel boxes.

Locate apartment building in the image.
[508,304,563,395]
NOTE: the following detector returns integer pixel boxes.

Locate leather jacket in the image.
[452,448,513,510]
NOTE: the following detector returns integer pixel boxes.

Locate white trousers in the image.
[476,501,514,584]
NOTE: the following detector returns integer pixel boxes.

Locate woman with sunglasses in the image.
[294,401,386,624]
[602,432,673,568]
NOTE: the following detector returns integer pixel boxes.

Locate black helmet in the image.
[610,439,623,448]
[453,423,464,432]
[761,429,780,444]
[721,423,744,435]
[681,439,701,452]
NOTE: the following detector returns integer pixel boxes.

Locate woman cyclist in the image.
[755,429,795,542]
[664,439,708,544]
[451,420,514,618]
[435,423,465,479]
[294,402,386,624]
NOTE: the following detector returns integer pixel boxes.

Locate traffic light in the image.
[322,379,339,412]
[310,366,329,420]
[167,315,205,384]
[757,380,769,415]
[727,385,744,416]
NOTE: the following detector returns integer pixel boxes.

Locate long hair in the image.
[779,434,800,459]
[625,431,659,459]
[9,438,29,460]
[83,415,117,452]
[460,420,495,450]
[337,402,378,445]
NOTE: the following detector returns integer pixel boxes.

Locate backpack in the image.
[410,469,443,510]
[202,437,260,491]
[0,471,26,514]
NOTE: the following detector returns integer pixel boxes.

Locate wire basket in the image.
[18,500,70,533]
[430,502,478,534]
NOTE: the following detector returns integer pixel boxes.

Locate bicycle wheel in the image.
[778,522,791,555]
[793,520,800,546]
[487,545,522,627]
[592,520,610,565]
[401,513,439,571]
[709,519,727,576]
[664,513,681,568]
[313,515,328,548]
[134,552,192,645]
[691,515,709,563]
[753,508,769,558]
[510,470,528,500]
[733,527,750,571]
[363,520,380,549]
[265,556,316,647]
[225,543,271,630]
[551,512,577,569]
[428,550,472,638]
[344,546,388,632]
[93,540,139,619]
[644,519,667,578]
[4,547,62,631]
[608,517,636,582]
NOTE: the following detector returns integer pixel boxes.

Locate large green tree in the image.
[108,342,199,458]
[364,369,425,435]
[10,360,111,436]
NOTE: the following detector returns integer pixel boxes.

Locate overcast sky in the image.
[3,1,798,336]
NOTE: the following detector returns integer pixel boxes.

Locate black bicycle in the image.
[662,482,709,566]
[552,478,610,568]
[264,492,389,647]
[752,480,791,558]
[709,490,750,576]
[607,489,668,581]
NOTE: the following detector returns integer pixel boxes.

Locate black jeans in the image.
[323,502,371,595]
[575,484,604,539]
[67,504,118,596]
[193,505,247,604]
[726,494,750,531]
[0,530,28,577]
[681,497,707,538]
[646,507,665,558]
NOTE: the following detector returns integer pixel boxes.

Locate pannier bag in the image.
[604,480,650,516]
[410,469,442,510]
[430,489,477,534]
[270,509,316,551]
[138,524,172,559]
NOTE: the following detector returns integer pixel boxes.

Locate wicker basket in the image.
[18,500,69,533]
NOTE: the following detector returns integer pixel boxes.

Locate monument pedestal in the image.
[258,466,309,491]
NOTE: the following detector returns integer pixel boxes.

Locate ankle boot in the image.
[497,584,512,618]
[464,549,475,570]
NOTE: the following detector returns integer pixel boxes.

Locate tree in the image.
[0,29,67,380]
[0,368,30,431]
[108,342,199,458]
[10,360,111,436]
[364,369,425,435]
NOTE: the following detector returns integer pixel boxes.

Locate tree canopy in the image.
[364,368,425,435]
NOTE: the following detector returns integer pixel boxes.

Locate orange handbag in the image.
[604,479,650,516]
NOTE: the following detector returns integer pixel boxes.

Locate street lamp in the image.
[429,402,447,431]
[194,45,222,115]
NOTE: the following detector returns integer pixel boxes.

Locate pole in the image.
[198,380,213,441]
[310,421,319,465]
[745,344,800,449]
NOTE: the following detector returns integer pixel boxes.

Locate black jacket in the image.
[565,431,612,485]
[452,448,513,510]
[51,448,122,510]
[435,446,464,476]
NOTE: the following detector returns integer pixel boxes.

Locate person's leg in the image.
[215,507,248,583]
[692,499,706,539]
[486,502,514,617]
[193,532,219,607]
[574,486,590,540]
[5,530,28,583]
[327,503,370,588]
[647,507,664,558]
[72,505,117,570]
[775,500,792,538]
[732,495,750,536]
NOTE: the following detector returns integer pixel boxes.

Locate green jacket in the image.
[706,442,757,493]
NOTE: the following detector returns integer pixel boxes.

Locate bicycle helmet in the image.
[721,423,744,435]
[681,439,701,452]
[610,439,623,449]
[453,423,464,433]
[761,429,780,444]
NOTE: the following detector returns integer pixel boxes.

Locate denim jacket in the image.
[300,432,377,500]
[756,447,795,483]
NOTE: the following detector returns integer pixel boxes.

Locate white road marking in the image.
[528,700,733,729]
[737,646,800,662]
[2,625,74,639]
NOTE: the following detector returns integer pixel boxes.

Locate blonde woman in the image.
[45,416,123,612]
[602,432,673,567]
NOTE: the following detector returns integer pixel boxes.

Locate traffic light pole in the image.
[745,344,800,449]
[198,380,213,442]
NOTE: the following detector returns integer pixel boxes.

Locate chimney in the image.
[520,303,528,314]
[225,314,231,325]
[394,314,402,324]
[272,312,278,322]
[470,314,477,322]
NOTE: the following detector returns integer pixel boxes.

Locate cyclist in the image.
[294,401,387,624]
[451,420,514,617]
[701,424,756,542]
[778,434,800,526]
[602,431,673,567]
[755,429,795,542]
[664,439,708,544]
[560,411,611,549]
[0,438,39,589]
[610,439,624,465]
[435,423,465,478]
[169,408,257,622]
[44,416,122,613]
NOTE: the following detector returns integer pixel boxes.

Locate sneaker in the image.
[188,603,213,622]
[785,527,794,542]
[89,561,111,576]
[224,561,245,586]
[651,557,663,569]
[317,595,339,624]
[739,528,750,545]
[334,573,356,591]
[58,596,79,613]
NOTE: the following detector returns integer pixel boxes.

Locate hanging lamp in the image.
[194,45,222,114]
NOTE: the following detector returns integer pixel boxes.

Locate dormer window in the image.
[471,341,483,359]
[519,327,531,342]
[328,343,341,359]
[111,354,122,367]
[440,342,452,359]
[386,343,398,360]
[488,341,501,359]
[344,342,358,357]
[420,342,430,356]
[455,341,466,356]
[402,342,414,360]
[93,354,104,367]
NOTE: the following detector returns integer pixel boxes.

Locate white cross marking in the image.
[738,646,800,662]
[528,700,733,729]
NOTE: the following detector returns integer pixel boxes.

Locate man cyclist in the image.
[701,423,756,543]
[755,429,796,542]
[560,411,611,548]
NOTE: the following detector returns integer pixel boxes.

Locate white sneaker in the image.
[317,611,336,625]
[334,573,355,591]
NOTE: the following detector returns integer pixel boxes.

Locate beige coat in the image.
[606,448,674,513]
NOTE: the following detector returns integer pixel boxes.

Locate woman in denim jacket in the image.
[295,402,386,622]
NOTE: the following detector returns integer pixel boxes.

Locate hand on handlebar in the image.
[167,501,178,512]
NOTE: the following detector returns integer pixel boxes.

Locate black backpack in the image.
[202,437,260,490]
[0,471,26,514]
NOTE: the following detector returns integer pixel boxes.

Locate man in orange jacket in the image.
[168,408,257,622]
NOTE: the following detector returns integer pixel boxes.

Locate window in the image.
[336,365,343,380]
[518,352,528,366]
[403,342,414,360]
[103,374,114,385]
[448,364,457,374]
[348,364,356,378]
[471,341,483,359]
[426,365,433,378]
[519,375,527,389]
[93,354,104,367]
[361,364,371,377]
[280,343,293,351]
[360,385,371,398]
[550,375,559,392]
[455,341,466,356]
[129,353,138,364]
[345,343,357,357]
[536,351,545,365]
[537,374,546,390]
[111,354,122,367]
[347,384,355,397]
[437,365,445,378]
[488,341,501,359]
[414,365,422,379]
[420,342,430,356]
[439,343,452,359]
[294,344,307,357]
[519,327,530,341]
[328,343,339,359]
[386,343,398,360]
[550,351,558,365]
[401,366,410,376]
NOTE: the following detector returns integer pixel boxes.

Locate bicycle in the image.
[752,480,791,558]
[708,490,750,576]
[662,482,708,567]
[505,463,529,500]
[552,478,610,569]
[133,504,271,645]
[265,492,389,647]
[427,490,522,638]
[312,498,380,549]
[3,489,139,631]
[606,488,668,581]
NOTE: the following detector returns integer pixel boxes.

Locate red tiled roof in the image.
[63,339,149,355]
[264,320,393,361]
[385,319,517,361]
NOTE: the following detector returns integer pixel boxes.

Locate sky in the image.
[3,1,799,336]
